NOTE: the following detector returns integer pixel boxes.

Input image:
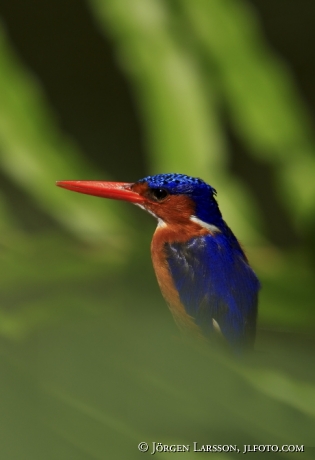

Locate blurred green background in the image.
[0,0,314,458]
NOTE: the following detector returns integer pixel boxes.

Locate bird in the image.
[56,173,260,352]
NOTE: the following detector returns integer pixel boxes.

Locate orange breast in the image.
[151,222,209,340]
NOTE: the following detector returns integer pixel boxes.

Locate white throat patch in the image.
[135,204,166,228]
[157,218,167,228]
[190,216,220,234]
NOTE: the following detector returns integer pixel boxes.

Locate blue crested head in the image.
[138,173,223,226]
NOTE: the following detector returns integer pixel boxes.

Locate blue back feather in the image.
[165,233,260,350]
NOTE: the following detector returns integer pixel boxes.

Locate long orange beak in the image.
[56,180,145,203]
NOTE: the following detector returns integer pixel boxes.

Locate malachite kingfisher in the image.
[57,174,260,352]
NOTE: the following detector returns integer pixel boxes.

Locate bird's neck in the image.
[152,219,211,247]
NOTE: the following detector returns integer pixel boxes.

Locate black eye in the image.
[150,188,169,201]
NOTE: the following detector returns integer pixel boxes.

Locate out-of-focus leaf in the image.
[178,0,315,225]
[244,368,315,418]
[0,233,126,339]
[88,0,265,245]
[0,24,127,245]
[89,0,226,175]
[0,191,17,232]
[245,247,315,330]
[1,309,314,459]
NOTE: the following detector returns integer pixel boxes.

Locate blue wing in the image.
[165,233,260,350]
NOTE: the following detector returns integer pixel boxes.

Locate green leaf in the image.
[0,24,125,244]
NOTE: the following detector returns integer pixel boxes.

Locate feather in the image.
[165,233,260,350]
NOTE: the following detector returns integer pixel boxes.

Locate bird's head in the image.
[57,173,223,229]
